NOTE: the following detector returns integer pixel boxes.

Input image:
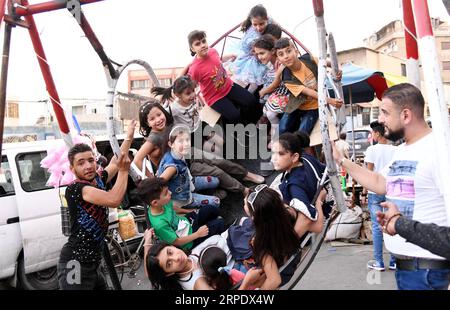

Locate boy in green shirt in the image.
[137,177,225,249]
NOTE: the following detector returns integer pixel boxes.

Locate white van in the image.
[0,136,143,289]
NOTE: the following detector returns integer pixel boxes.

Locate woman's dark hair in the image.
[253,34,275,51]
[247,187,300,268]
[263,23,282,40]
[188,30,207,56]
[68,143,93,166]
[241,4,268,33]
[137,177,167,204]
[276,132,310,158]
[199,246,233,290]
[151,76,196,103]
[138,100,174,137]
[146,242,183,290]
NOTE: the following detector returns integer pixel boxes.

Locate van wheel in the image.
[17,253,58,290]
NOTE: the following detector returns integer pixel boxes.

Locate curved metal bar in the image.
[78,11,117,80]
[210,24,240,48]
[210,23,311,55]
[14,0,104,16]
[279,26,311,55]
[279,211,337,290]
[105,59,160,184]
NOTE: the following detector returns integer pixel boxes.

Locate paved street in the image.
[296,242,396,290]
[116,241,396,290]
[0,237,397,290]
[0,154,398,291]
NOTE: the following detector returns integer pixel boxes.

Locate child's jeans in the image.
[183,176,221,208]
[279,109,319,136]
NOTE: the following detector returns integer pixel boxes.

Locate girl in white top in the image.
[144,233,263,290]
[151,75,201,133]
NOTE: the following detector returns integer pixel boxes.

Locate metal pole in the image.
[101,240,122,290]
[77,11,116,79]
[348,88,357,208]
[14,0,103,16]
[327,32,346,132]
[22,0,72,147]
[349,86,356,161]
[210,23,312,55]
[313,0,346,213]
[0,19,12,159]
[412,0,450,225]
[402,0,421,88]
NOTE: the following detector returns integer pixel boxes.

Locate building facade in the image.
[338,18,450,128]
[363,18,450,99]
[127,67,184,97]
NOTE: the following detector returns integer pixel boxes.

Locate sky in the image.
[1,0,449,100]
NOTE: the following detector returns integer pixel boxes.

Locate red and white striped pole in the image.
[0,0,6,25]
[21,0,73,147]
[402,0,420,88]
[412,0,450,225]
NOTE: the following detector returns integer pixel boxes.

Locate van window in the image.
[347,131,370,141]
[0,156,15,196]
[16,152,52,192]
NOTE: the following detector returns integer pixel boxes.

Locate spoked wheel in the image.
[127,253,142,278]
[101,236,125,289]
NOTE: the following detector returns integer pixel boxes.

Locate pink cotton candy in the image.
[60,170,75,186]
[40,151,59,168]
[46,172,61,187]
[41,134,98,188]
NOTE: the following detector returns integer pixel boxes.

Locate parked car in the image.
[346,128,372,160]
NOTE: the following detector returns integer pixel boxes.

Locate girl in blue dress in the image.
[229,5,272,93]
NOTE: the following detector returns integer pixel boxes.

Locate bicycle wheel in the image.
[101,236,125,288]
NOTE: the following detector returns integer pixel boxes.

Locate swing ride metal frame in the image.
[1,0,449,290]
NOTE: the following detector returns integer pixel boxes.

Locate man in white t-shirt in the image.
[363,121,397,271]
[333,83,449,290]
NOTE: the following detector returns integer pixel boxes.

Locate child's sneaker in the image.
[389,262,397,270]
[367,260,385,271]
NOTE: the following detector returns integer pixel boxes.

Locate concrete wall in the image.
[337,48,405,76]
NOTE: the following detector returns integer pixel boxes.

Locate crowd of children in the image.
[57,4,343,291]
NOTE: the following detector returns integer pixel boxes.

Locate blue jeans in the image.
[368,193,395,266]
[184,176,220,208]
[396,267,450,290]
[279,109,319,135]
